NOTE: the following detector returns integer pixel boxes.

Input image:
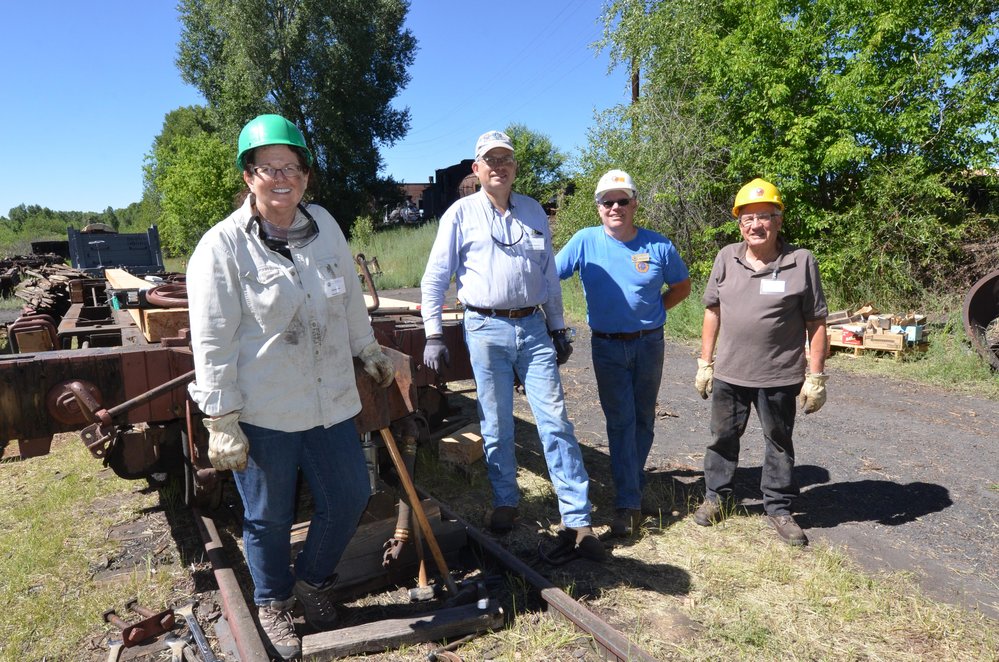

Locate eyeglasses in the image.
[738,212,781,227]
[599,197,632,209]
[251,164,306,179]
[479,155,516,168]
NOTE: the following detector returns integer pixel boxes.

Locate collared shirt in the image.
[421,190,564,337]
[703,239,827,388]
[556,226,689,334]
[186,197,376,431]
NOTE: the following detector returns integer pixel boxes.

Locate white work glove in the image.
[799,373,828,414]
[359,341,395,388]
[695,358,714,399]
[203,411,249,472]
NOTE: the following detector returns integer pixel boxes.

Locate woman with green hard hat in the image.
[186,114,395,660]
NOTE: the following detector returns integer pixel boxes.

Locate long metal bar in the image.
[416,487,659,662]
[192,508,270,662]
[104,369,196,418]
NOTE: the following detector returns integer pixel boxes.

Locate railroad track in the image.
[192,492,658,661]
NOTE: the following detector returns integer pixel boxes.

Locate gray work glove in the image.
[359,341,395,388]
[203,411,249,472]
[695,358,714,399]
[423,335,450,373]
[550,329,573,365]
[799,372,828,414]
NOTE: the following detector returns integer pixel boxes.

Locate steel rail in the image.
[193,492,656,662]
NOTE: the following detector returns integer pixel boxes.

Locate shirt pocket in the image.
[242,265,303,332]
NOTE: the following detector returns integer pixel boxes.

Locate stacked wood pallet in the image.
[827,304,929,359]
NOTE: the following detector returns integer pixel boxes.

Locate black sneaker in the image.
[693,499,724,527]
[768,514,808,546]
[489,506,520,534]
[257,597,300,660]
[294,578,340,631]
[610,508,643,537]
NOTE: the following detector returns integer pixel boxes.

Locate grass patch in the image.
[0,437,187,662]
[350,221,440,289]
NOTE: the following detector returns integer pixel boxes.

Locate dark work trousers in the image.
[704,378,802,516]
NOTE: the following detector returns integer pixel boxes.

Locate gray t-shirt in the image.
[703,239,827,388]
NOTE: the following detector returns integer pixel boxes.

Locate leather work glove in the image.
[550,329,573,365]
[695,358,714,399]
[203,411,249,472]
[799,372,828,414]
[359,341,395,388]
[423,335,450,373]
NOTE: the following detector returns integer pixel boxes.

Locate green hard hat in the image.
[236,114,314,169]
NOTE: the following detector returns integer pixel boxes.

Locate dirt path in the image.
[559,329,999,619]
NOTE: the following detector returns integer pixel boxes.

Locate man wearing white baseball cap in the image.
[420,130,604,561]
[556,169,691,537]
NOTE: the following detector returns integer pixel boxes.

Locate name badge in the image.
[324,276,346,298]
[760,279,786,294]
[631,253,650,263]
[528,234,546,251]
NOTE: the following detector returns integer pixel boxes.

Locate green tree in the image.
[599,0,999,303]
[505,124,568,207]
[154,133,244,256]
[176,0,417,231]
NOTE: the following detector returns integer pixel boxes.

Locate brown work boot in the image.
[294,577,340,631]
[693,499,724,527]
[768,514,808,546]
[489,506,520,534]
[610,508,644,537]
[257,597,300,660]
[569,525,606,562]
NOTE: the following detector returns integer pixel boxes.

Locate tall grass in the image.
[349,221,440,289]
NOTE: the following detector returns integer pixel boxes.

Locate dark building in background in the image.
[395,159,476,222]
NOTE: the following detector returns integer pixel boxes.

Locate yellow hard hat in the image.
[732,178,784,217]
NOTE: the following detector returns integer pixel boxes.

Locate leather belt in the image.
[464,304,540,319]
[592,328,663,340]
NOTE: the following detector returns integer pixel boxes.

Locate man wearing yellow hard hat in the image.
[692,178,828,546]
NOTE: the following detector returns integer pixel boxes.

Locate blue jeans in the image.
[463,309,592,528]
[704,378,800,515]
[591,329,665,510]
[235,419,369,604]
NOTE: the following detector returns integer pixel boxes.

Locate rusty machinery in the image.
[1,258,474,515]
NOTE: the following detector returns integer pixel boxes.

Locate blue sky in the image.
[1,1,626,217]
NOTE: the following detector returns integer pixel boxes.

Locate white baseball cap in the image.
[594,169,637,201]
[475,130,514,159]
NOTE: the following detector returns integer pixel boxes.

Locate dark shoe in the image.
[693,499,724,527]
[294,577,340,631]
[610,508,643,537]
[640,495,661,516]
[489,506,520,534]
[258,597,300,660]
[768,514,808,546]
[570,525,606,562]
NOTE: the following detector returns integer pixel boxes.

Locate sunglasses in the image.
[599,197,632,209]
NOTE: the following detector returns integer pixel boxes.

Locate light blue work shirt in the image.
[421,190,565,337]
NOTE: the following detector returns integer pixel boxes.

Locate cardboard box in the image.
[864,332,906,351]
[890,324,924,343]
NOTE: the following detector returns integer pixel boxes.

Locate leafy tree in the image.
[598,0,999,303]
[505,124,568,207]
[154,133,244,256]
[176,0,417,231]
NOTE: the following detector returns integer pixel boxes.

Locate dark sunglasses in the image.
[599,197,632,209]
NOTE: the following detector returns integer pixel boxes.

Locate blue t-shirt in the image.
[556,226,689,333]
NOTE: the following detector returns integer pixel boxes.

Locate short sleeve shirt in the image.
[703,239,827,387]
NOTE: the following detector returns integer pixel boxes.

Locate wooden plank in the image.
[301,600,504,660]
[104,268,190,342]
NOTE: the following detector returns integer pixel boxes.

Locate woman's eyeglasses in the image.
[599,197,631,209]
[251,164,306,179]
